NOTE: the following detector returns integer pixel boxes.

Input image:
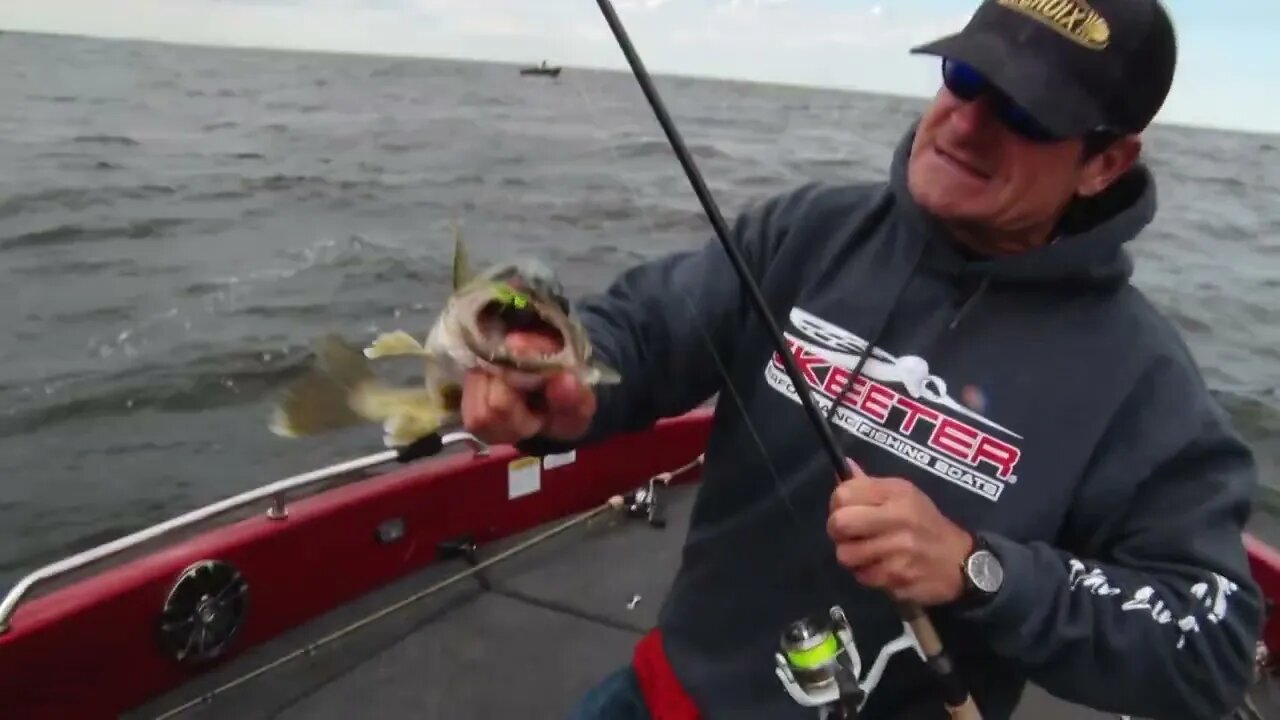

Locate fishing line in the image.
[558,48,905,720]
[588,1,981,717]
[562,53,892,596]
[557,0,856,618]
[559,32,830,582]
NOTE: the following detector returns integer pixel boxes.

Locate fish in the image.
[268,225,621,448]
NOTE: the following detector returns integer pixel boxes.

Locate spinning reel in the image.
[776,606,866,719]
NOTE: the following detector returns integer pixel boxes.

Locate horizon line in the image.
[6,27,1278,140]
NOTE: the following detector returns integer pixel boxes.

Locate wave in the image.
[28,94,78,104]
[231,174,404,200]
[1213,389,1280,439]
[228,298,408,321]
[610,138,732,161]
[683,113,788,134]
[184,189,256,202]
[734,172,792,188]
[1179,173,1248,192]
[549,201,707,234]
[0,343,313,438]
[10,258,136,278]
[562,243,649,266]
[43,305,137,324]
[178,234,446,306]
[272,233,425,270]
[71,134,139,147]
[0,219,191,250]
[0,184,179,220]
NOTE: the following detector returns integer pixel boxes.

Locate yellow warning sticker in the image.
[507,456,541,499]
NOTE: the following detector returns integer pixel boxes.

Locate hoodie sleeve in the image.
[952,351,1265,719]
[516,183,828,456]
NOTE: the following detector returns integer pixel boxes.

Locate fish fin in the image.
[268,335,375,438]
[581,361,622,386]
[452,220,473,291]
[350,384,458,447]
[364,330,428,359]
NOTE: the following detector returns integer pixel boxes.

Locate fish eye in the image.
[528,277,568,311]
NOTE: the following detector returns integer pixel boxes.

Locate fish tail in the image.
[269,334,377,438]
[271,334,463,446]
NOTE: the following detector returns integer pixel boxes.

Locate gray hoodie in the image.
[520,126,1263,719]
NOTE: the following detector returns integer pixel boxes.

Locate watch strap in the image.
[954,532,998,610]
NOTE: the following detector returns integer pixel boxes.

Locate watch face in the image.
[967,550,1003,594]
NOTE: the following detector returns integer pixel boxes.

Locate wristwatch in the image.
[958,532,1003,607]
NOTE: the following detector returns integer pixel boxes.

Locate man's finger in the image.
[543,373,596,440]
[544,372,588,412]
[461,370,491,431]
[834,531,910,570]
[485,374,544,439]
[850,555,914,594]
[830,472,891,512]
[827,504,900,542]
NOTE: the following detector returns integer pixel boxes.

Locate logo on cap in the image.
[995,0,1111,49]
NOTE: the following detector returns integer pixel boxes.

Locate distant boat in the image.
[519,60,562,78]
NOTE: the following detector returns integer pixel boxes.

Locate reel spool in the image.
[775,606,865,718]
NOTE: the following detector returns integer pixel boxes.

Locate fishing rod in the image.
[590,1,981,718]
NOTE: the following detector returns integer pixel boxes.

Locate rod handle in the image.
[900,604,983,720]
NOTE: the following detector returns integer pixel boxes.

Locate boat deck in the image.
[127,482,1267,720]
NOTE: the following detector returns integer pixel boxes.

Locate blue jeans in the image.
[568,665,651,720]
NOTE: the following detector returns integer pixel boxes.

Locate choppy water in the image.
[1,31,1278,587]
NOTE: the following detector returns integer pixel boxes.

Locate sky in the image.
[2,0,1278,135]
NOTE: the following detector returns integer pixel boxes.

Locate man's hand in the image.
[827,461,975,606]
[460,331,597,445]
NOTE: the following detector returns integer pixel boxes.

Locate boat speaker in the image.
[157,559,249,665]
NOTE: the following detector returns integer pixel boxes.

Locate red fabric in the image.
[632,628,701,720]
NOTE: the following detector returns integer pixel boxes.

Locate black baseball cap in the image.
[910,0,1177,138]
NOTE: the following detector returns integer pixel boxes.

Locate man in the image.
[462,0,1265,718]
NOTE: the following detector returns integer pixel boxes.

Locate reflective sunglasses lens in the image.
[941,58,986,100]
[998,104,1059,142]
[941,59,1061,143]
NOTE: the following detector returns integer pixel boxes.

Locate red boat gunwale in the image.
[1245,534,1280,659]
[0,409,712,720]
[1,403,1277,720]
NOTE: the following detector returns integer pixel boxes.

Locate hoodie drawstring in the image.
[823,243,929,425]
[949,274,992,330]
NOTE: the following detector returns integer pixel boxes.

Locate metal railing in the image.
[0,431,489,634]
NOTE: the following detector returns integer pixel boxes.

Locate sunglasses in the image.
[941,58,1061,143]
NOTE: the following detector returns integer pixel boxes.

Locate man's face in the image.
[906,65,1138,249]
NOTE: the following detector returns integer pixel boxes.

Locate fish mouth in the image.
[474,297,567,362]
